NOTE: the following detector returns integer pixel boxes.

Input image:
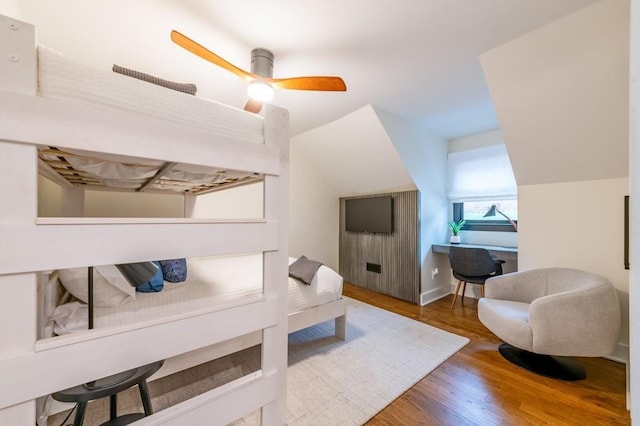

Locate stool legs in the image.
[70,382,152,426]
[73,402,87,426]
[110,394,117,420]
[139,380,153,415]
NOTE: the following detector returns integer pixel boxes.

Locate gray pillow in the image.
[289,255,323,285]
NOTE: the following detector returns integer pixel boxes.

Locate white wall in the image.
[449,129,504,153]
[37,176,61,217]
[40,176,264,220]
[373,107,450,303]
[0,0,23,19]
[191,182,263,219]
[519,178,629,349]
[289,139,340,270]
[85,191,184,218]
[38,176,185,218]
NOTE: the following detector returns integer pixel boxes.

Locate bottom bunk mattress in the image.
[48,254,343,336]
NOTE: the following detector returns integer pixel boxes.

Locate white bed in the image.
[45,255,344,335]
[97,256,342,327]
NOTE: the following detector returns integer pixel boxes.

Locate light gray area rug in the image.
[237,297,469,425]
[48,297,468,425]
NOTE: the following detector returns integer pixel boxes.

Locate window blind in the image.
[446,144,517,201]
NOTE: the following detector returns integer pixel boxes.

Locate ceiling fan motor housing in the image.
[251,48,274,78]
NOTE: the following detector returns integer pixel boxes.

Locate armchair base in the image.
[498,343,586,381]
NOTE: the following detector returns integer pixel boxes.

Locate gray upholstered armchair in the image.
[478,268,621,381]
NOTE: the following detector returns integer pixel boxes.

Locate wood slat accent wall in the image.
[339,190,420,303]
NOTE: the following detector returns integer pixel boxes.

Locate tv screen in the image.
[345,196,393,234]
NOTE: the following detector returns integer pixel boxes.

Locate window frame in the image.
[453,202,517,233]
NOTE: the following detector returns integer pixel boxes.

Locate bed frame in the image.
[0,14,345,425]
[155,299,347,382]
[39,268,347,389]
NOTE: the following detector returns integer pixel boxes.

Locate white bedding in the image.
[50,255,343,334]
[37,45,264,145]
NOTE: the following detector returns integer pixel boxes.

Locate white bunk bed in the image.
[0,15,346,425]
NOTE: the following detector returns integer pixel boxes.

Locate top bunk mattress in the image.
[35,46,267,194]
[37,45,264,144]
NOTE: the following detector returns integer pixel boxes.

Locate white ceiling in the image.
[12,0,599,139]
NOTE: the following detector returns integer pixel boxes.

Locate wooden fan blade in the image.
[269,76,346,91]
[244,99,263,114]
[171,30,254,81]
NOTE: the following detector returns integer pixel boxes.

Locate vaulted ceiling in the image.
[8,0,599,138]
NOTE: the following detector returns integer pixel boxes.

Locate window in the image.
[453,200,518,232]
[447,143,518,232]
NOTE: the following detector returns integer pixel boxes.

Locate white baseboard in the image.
[420,286,451,305]
[605,343,629,364]
[420,282,484,305]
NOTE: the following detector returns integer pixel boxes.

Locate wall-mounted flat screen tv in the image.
[345,196,393,234]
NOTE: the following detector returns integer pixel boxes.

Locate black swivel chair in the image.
[448,246,505,309]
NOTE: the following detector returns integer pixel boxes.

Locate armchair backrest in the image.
[485,267,613,303]
[538,268,610,296]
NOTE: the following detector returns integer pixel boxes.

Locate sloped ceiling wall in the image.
[292,105,416,197]
[480,0,629,185]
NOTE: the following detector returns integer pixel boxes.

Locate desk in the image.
[432,243,518,263]
[52,360,163,426]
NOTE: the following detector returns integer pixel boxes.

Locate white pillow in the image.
[51,301,89,335]
[58,265,136,307]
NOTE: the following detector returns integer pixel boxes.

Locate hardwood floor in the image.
[342,283,630,426]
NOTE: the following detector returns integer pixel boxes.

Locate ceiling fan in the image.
[170,30,347,113]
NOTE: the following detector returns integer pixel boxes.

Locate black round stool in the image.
[52,360,164,426]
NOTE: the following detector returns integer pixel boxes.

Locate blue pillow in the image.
[136,261,164,293]
[160,259,187,283]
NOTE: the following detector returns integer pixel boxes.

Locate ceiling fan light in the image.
[248,80,274,102]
